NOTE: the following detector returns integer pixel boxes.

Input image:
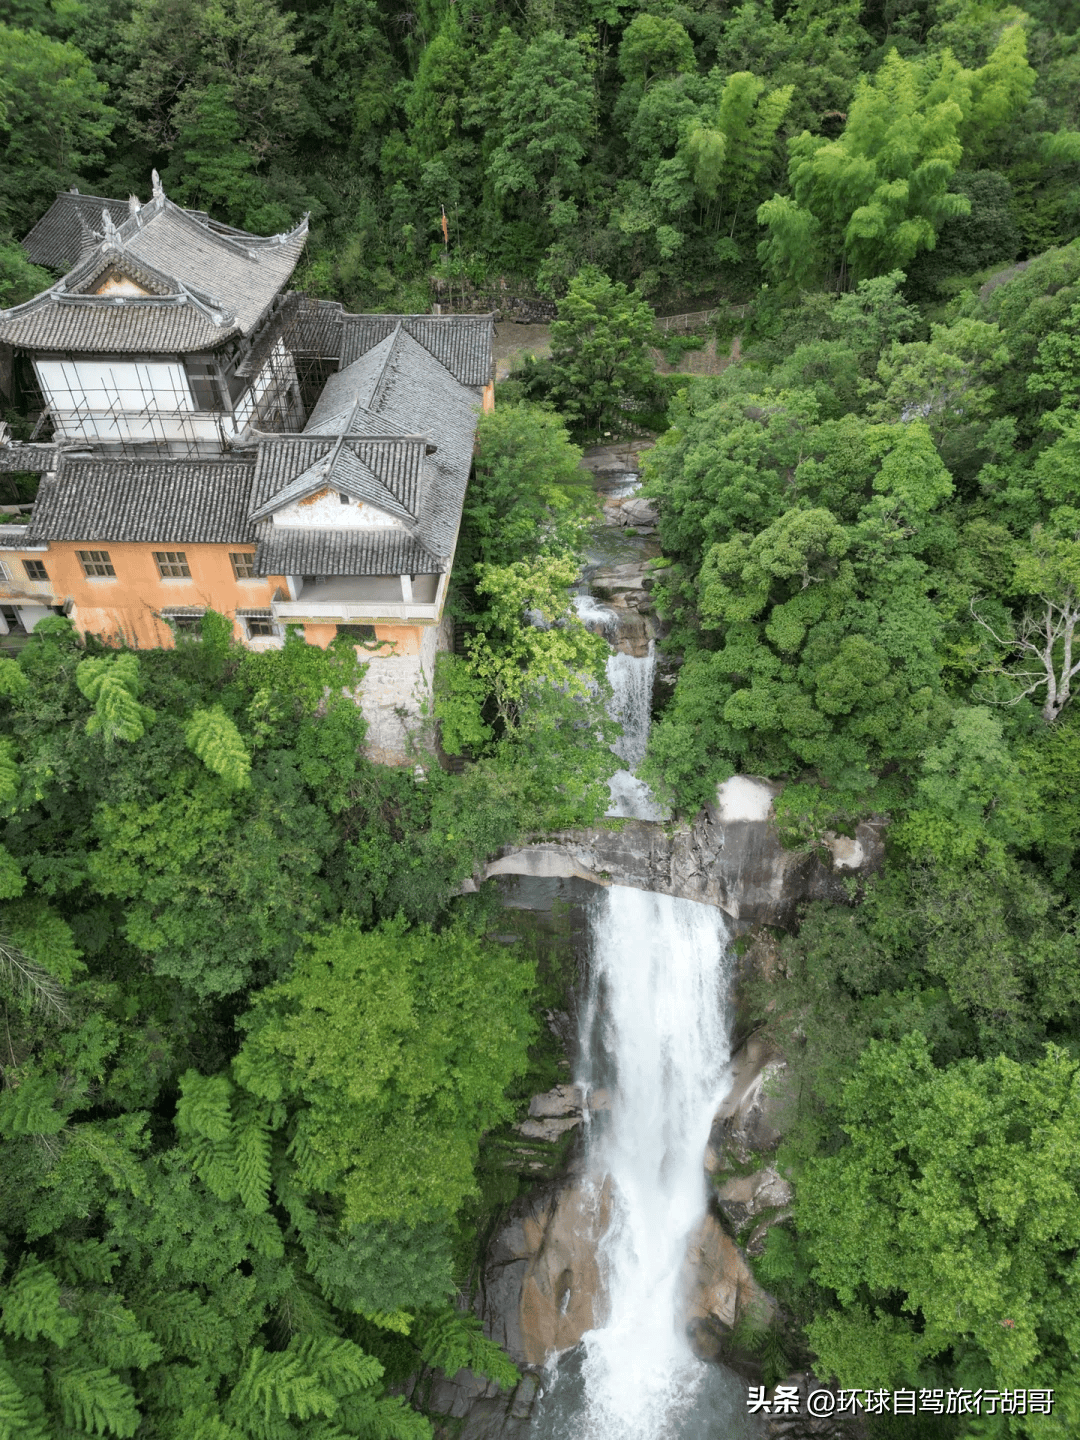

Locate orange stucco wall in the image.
[300,623,424,655]
[0,541,285,648]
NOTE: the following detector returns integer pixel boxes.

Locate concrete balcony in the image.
[271,574,442,626]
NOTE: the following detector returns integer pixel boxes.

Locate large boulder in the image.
[681,1212,776,1362]
[706,1034,791,1170]
[480,1176,610,1366]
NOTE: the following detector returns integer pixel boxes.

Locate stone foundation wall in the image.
[357,617,452,766]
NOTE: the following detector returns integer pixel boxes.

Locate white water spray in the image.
[563,887,735,1439]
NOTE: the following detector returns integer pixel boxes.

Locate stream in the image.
[518,475,760,1437]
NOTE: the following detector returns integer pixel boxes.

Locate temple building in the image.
[0,178,495,764]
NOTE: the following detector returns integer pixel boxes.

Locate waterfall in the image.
[607,645,656,770]
[530,888,754,1440]
[572,595,667,821]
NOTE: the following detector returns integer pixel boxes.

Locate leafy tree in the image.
[617,15,695,89]
[683,70,793,257]
[548,266,656,435]
[0,23,115,227]
[487,31,594,232]
[234,916,537,1227]
[458,402,596,575]
[797,1033,1080,1428]
[75,654,154,744]
[758,30,1034,288]
[122,0,310,226]
[185,705,252,789]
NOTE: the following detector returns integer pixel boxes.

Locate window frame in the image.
[230,551,257,580]
[78,550,115,578]
[23,559,48,582]
[153,550,192,579]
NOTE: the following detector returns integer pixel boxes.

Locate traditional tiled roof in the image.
[27,458,257,545]
[247,326,479,576]
[3,190,308,355]
[0,296,236,354]
[339,314,494,387]
[0,526,32,550]
[254,527,441,576]
[0,445,58,472]
[22,193,131,270]
[249,443,420,525]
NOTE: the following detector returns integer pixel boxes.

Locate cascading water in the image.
[607,646,656,769]
[572,595,667,822]
[528,888,761,1440]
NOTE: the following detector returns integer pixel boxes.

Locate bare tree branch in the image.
[971,591,1080,723]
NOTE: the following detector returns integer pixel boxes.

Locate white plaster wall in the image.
[271,489,401,529]
[356,618,452,766]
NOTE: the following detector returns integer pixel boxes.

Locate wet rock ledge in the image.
[473,777,885,928]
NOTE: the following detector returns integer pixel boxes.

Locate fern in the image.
[51,1361,139,1437]
[176,1072,272,1214]
[287,1336,383,1395]
[415,1309,519,1391]
[1,1258,80,1346]
[185,707,251,790]
[76,656,153,744]
[0,1074,68,1138]
[176,1071,234,1144]
[138,1290,235,1365]
[232,1094,273,1213]
[360,1311,413,1337]
[55,1240,118,1287]
[78,1295,162,1371]
[228,1347,337,1426]
[0,936,70,1021]
[336,1391,433,1440]
[0,1356,51,1440]
[0,740,18,804]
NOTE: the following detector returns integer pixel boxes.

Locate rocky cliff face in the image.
[477,777,885,928]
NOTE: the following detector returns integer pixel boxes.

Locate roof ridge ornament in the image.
[128,194,141,215]
[151,169,165,201]
[101,209,120,245]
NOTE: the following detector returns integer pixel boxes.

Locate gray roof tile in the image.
[254,526,441,576]
[28,457,257,545]
[339,314,493,387]
[0,445,58,472]
[0,296,237,353]
[3,194,307,354]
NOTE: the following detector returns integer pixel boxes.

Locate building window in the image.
[78,550,115,577]
[163,609,204,636]
[230,551,256,580]
[245,616,277,638]
[336,624,376,642]
[339,492,350,504]
[154,551,191,579]
[0,563,9,582]
[23,560,48,582]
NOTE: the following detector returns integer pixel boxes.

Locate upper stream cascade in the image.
[571,593,666,823]
[528,887,755,1439]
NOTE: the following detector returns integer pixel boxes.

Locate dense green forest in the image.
[3,0,1080,1435]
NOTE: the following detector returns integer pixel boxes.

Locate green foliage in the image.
[799,1036,1080,1398]
[76,654,154,744]
[235,916,537,1227]
[0,23,115,226]
[549,266,657,436]
[185,706,252,789]
[758,31,1034,289]
[460,403,595,575]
